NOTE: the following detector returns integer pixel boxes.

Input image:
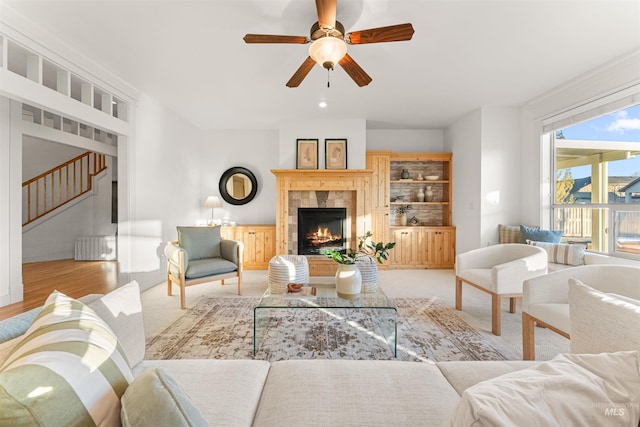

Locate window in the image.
[552,103,640,257]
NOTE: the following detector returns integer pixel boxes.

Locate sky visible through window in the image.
[558,103,640,178]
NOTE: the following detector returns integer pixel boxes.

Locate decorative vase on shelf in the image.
[417,188,425,202]
[401,169,410,179]
[398,213,407,226]
[425,186,434,202]
[335,264,362,299]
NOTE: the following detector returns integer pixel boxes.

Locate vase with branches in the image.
[394,204,413,226]
[323,232,395,265]
[324,232,395,295]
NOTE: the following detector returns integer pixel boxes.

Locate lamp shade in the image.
[203,196,222,208]
[308,36,347,70]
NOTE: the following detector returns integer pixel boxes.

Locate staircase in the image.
[22,151,107,226]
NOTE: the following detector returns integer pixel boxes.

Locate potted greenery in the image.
[324,232,395,297]
[395,204,413,226]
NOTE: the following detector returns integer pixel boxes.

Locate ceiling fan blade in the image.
[286,57,317,88]
[338,54,372,87]
[316,0,337,29]
[243,34,309,44]
[347,23,415,44]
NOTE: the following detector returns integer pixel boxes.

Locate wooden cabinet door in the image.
[239,227,276,269]
[239,229,257,265]
[366,151,390,210]
[219,227,237,241]
[390,228,420,268]
[370,211,389,252]
[222,225,276,269]
[252,228,276,268]
[423,227,456,268]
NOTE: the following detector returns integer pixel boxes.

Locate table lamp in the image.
[203,196,222,225]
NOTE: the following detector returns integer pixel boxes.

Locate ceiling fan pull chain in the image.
[327,68,331,88]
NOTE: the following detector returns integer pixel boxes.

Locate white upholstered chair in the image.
[455,244,548,336]
[522,264,640,359]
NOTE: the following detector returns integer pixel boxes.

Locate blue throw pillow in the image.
[519,225,562,243]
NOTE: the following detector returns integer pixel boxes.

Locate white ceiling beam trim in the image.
[0,69,130,136]
[21,121,118,158]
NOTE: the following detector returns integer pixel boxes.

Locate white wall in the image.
[22,137,86,181]
[117,93,204,291]
[444,107,524,252]
[279,118,366,169]
[444,109,482,254]
[480,107,522,246]
[519,106,545,228]
[366,129,444,152]
[200,130,279,225]
[0,97,23,306]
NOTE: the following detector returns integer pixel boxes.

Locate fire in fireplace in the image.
[298,208,346,255]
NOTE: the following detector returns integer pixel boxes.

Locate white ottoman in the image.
[268,255,310,294]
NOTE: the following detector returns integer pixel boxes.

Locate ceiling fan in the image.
[243,0,414,88]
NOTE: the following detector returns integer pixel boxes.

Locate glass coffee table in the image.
[253,284,397,357]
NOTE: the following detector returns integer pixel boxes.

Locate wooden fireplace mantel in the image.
[271,169,373,265]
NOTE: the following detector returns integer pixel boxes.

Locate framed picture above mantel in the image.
[296,139,318,170]
[325,139,347,170]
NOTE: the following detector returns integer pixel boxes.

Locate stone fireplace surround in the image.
[290,192,354,255]
[271,169,372,275]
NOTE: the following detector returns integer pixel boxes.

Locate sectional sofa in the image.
[498,223,640,271]
[1,281,639,426]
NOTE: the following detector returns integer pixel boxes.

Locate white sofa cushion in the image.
[569,279,640,354]
[447,351,640,427]
[121,367,208,427]
[437,360,539,395]
[88,280,146,367]
[584,252,640,267]
[0,291,133,426]
[253,360,461,427]
[134,360,270,427]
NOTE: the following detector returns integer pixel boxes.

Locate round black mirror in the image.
[219,167,258,205]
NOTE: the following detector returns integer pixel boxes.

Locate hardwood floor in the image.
[0,259,118,321]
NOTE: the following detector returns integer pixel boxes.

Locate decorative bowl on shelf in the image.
[394,196,405,202]
[425,175,439,181]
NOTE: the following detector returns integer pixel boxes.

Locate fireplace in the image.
[298,208,347,255]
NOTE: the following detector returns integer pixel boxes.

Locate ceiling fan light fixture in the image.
[308,36,347,70]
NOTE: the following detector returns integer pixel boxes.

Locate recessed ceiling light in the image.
[318,101,327,108]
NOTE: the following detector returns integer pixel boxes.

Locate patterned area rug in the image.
[145,297,516,362]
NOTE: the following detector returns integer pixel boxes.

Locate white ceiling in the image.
[4,0,640,130]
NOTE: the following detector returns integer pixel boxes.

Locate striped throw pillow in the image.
[498,224,521,244]
[0,291,133,426]
[527,240,586,266]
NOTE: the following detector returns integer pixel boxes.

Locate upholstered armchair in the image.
[165,226,243,309]
[455,244,547,336]
[522,264,640,360]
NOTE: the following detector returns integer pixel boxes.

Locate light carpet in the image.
[145,297,516,362]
